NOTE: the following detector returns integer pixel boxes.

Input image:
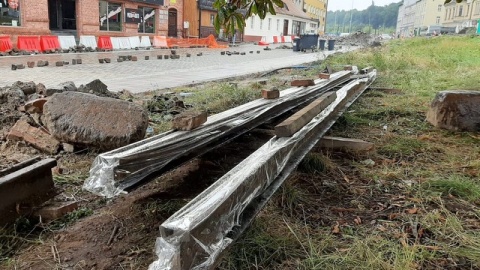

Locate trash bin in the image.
[292,37,300,52]
[328,39,336,51]
[297,34,319,51]
[319,39,326,50]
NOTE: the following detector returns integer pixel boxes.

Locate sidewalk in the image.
[0,44,358,93]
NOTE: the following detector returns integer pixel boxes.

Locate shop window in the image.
[139,7,155,33]
[0,0,21,27]
[99,1,122,31]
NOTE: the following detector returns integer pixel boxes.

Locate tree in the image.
[213,0,285,35]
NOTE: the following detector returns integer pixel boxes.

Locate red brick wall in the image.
[0,0,51,47]
[1,0,185,42]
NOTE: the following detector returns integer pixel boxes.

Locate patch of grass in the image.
[48,207,94,230]
[219,216,303,270]
[183,83,261,114]
[422,175,480,202]
[141,199,187,220]
[378,136,428,158]
[298,153,327,174]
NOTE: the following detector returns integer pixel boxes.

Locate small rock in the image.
[62,143,75,153]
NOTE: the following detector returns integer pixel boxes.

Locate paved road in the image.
[0,44,357,93]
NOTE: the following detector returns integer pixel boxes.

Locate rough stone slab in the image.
[261,89,280,99]
[275,92,337,137]
[317,136,374,151]
[7,119,60,154]
[0,158,57,225]
[291,79,315,87]
[43,91,149,149]
[34,201,79,221]
[24,98,48,114]
[426,90,480,132]
[172,111,207,131]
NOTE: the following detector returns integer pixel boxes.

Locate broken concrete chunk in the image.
[12,81,36,95]
[77,79,118,98]
[291,79,315,87]
[7,119,60,154]
[62,142,75,153]
[172,111,207,131]
[24,98,48,114]
[43,91,149,150]
[426,90,480,132]
[319,73,330,79]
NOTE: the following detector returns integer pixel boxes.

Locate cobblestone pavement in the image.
[0,44,357,93]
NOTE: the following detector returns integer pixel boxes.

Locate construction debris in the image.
[261,87,280,99]
[149,70,377,270]
[7,119,60,154]
[172,111,207,131]
[84,71,353,197]
[291,79,315,87]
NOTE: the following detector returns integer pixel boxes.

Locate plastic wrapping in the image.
[83,71,353,198]
[149,71,377,270]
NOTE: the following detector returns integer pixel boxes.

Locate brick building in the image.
[0,0,184,44]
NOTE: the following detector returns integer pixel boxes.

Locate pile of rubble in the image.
[334,32,377,47]
[0,80,149,154]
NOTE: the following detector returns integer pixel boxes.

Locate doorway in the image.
[168,8,177,37]
[48,0,76,30]
[283,19,289,36]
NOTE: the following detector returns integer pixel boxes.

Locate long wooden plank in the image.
[275,91,337,137]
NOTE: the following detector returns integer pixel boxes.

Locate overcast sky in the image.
[328,0,400,11]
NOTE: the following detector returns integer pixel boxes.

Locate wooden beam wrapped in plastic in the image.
[84,71,354,198]
[148,71,377,270]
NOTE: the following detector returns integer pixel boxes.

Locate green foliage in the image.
[213,0,284,35]
[326,2,402,34]
[423,175,480,202]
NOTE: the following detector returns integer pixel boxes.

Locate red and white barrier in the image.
[128,36,141,48]
[58,36,77,50]
[140,36,152,48]
[79,35,97,50]
[260,35,295,45]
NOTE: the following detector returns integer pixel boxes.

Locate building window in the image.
[0,0,21,27]
[459,6,463,16]
[436,16,440,24]
[210,14,214,26]
[276,19,279,31]
[138,7,155,33]
[437,5,441,12]
[268,18,271,30]
[475,2,480,15]
[251,17,254,29]
[99,1,122,31]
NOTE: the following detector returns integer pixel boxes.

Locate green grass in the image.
[221,36,480,269]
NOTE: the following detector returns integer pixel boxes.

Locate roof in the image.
[274,0,311,20]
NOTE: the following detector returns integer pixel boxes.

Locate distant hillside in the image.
[326,1,402,34]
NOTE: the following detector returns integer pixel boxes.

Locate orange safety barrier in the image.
[153,36,169,48]
[17,36,41,52]
[40,36,61,52]
[97,36,113,50]
[166,34,228,49]
[0,36,13,52]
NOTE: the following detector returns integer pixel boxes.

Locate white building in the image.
[243,0,315,42]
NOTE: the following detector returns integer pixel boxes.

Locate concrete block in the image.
[145,56,150,60]
[27,61,35,68]
[55,61,64,67]
[98,59,104,64]
[131,56,138,61]
[104,58,111,63]
[275,92,337,137]
[76,59,82,64]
